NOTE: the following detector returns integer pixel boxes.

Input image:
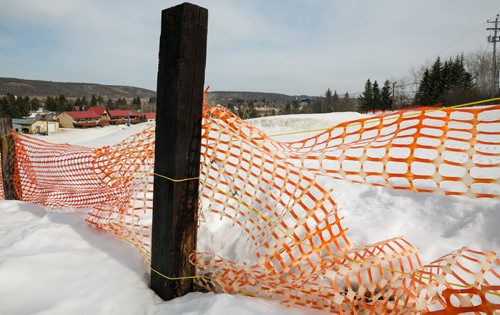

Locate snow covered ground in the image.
[0,112,498,314]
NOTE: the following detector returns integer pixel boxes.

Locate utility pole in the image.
[487,14,500,96]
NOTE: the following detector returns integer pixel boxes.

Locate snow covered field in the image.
[0,112,498,314]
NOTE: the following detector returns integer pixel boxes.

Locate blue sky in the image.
[0,0,498,95]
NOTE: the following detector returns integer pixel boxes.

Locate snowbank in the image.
[0,200,326,315]
[0,112,498,314]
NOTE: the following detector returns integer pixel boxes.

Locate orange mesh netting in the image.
[4,104,500,314]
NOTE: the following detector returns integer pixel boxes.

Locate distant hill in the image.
[0,77,156,98]
[207,91,314,106]
[0,77,313,105]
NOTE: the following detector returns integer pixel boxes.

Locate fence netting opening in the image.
[2,104,499,314]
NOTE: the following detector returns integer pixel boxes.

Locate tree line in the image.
[0,94,41,118]
[358,80,393,112]
[226,99,266,119]
[0,94,156,118]
[414,55,476,106]
[386,48,497,110]
[308,89,356,114]
[225,90,357,118]
[278,89,356,116]
[357,54,484,112]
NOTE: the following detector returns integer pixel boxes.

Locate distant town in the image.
[12,106,156,135]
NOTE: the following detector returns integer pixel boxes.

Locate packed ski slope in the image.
[0,111,498,314]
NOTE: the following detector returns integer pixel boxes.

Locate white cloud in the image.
[0,0,498,95]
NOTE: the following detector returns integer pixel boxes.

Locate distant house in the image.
[300,98,314,106]
[57,106,109,128]
[12,118,59,134]
[87,107,110,126]
[141,112,156,122]
[107,110,139,125]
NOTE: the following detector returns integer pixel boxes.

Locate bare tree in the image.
[465,48,495,97]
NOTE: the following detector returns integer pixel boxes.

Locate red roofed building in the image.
[57,106,110,128]
[139,112,156,122]
[107,110,139,125]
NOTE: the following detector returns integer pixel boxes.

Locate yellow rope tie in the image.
[153,172,199,183]
[150,266,212,282]
[150,265,256,297]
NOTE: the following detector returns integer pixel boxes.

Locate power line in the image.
[439,21,486,56]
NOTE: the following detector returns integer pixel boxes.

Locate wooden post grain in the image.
[0,118,16,200]
[151,3,208,300]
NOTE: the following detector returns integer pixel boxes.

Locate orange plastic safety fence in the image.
[8,104,500,314]
[275,106,498,198]
[12,130,156,257]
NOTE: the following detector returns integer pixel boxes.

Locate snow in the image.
[30,122,155,148]
[0,194,325,315]
[247,111,499,262]
[0,113,498,314]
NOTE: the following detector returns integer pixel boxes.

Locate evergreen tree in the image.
[380,80,393,110]
[97,95,104,105]
[415,69,432,105]
[1,94,30,117]
[2,94,18,117]
[451,55,474,89]
[90,94,98,106]
[324,88,333,112]
[106,98,114,109]
[30,97,41,111]
[81,96,88,107]
[415,55,476,106]
[0,95,8,117]
[45,96,58,112]
[291,100,300,114]
[372,80,381,111]
[332,90,340,111]
[429,57,443,103]
[116,98,127,108]
[20,96,31,116]
[74,97,83,109]
[9,94,21,117]
[56,94,69,112]
[284,101,292,114]
[132,96,141,110]
[358,79,373,112]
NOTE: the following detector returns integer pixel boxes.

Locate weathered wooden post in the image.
[151,3,208,300]
[0,118,17,200]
